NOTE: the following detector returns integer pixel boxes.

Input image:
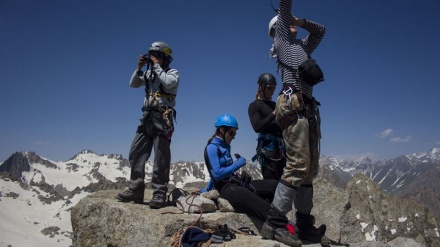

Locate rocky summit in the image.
[71,177,439,247]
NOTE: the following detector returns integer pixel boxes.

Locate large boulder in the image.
[71,189,295,247]
[71,177,438,247]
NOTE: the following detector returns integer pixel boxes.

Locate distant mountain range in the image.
[0,148,439,246]
[317,148,440,221]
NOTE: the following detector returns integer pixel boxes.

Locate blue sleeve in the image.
[206,145,241,181]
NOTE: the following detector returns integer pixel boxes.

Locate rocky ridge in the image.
[71,176,439,247]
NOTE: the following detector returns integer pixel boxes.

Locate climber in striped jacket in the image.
[265,0,331,246]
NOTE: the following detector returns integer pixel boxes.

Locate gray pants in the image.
[128,110,174,196]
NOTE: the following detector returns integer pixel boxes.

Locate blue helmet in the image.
[214,114,238,129]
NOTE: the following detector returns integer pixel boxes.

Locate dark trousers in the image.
[262,157,286,181]
[128,111,174,196]
[219,179,287,227]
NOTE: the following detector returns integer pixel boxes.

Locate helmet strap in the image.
[262,85,269,99]
[163,57,173,69]
[258,85,271,100]
[218,127,231,141]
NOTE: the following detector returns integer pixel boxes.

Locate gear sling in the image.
[143,64,177,127]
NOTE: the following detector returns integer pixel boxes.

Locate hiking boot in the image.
[298,224,330,246]
[149,193,166,209]
[260,221,302,247]
[296,213,331,247]
[116,189,144,204]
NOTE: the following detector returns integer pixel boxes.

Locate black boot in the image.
[296,212,331,247]
[260,206,302,247]
[116,188,144,204]
[149,193,166,209]
[260,221,302,247]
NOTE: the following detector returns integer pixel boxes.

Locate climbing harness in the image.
[252,133,285,167]
[141,67,177,127]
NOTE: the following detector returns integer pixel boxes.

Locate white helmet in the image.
[268,16,277,38]
[148,41,173,67]
[148,41,172,58]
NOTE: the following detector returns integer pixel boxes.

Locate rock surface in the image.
[71,177,439,247]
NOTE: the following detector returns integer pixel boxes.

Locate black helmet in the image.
[257,73,277,85]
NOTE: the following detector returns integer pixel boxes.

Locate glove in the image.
[211,224,236,242]
[234,157,247,169]
[210,235,224,243]
[240,171,252,185]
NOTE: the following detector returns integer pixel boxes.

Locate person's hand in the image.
[137,55,147,70]
[291,16,304,27]
[149,55,160,65]
[236,157,247,168]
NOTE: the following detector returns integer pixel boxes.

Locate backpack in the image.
[298,59,325,86]
[166,188,189,207]
[170,226,211,247]
[277,58,325,86]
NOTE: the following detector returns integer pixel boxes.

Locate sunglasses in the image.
[265,85,276,90]
[149,51,165,59]
[228,130,237,137]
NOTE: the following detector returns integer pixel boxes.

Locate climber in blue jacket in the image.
[199,114,302,247]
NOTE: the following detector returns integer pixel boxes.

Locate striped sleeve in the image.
[275,0,325,97]
[301,20,326,54]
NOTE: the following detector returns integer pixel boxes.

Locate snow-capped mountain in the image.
[407,148,440,162]
[0,150,132,247]
[317,148,440,225]
[1,148,439,246]
[319,148,440,192]
[0,150,219,247]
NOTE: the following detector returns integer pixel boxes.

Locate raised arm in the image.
[301,20,325,54]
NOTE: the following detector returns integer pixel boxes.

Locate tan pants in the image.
[275,92,321,187]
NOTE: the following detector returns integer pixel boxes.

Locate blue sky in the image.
[1,0,439,163]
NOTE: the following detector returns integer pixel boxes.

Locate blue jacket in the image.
[199,137,246,192]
